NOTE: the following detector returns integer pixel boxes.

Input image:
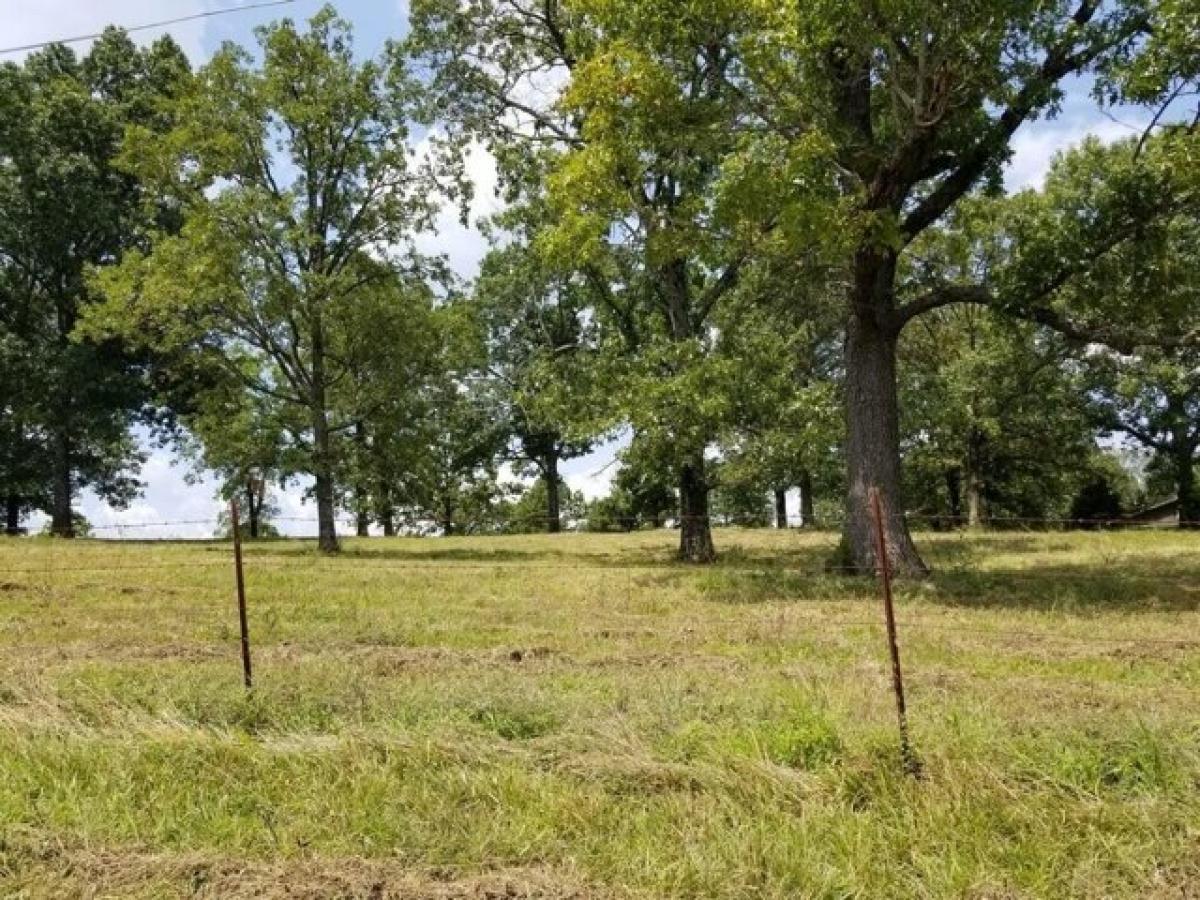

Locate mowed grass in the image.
[1,529,1199,898]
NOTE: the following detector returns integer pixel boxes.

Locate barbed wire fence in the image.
[4,499,1198,773]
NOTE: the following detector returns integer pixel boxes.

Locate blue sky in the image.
[7,1,1156,537]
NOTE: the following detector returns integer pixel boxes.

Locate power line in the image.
[0,0,297,56]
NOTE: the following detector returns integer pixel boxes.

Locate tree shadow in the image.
[240,541,652,568]
[911,565,1200,613]
[917,534,1047,568]
[226,531,1199,614]
[698,562,1200,614]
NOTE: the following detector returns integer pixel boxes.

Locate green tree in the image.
[331,271,449,537]
[175,372,302,541]
[474,208,599,534]
[0,270,50,533]
[743,0,1196,573]
[899,308,1097,527]
[400,375,510,535]
[503,478,587,534]
[586,445,677,532]
[713,265,845,529]
[408,0,836,562]
[1086,348,1200,526]
[0,30,190,536]
[88,8,440,552]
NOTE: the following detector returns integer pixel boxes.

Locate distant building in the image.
[1123,498,1180,527]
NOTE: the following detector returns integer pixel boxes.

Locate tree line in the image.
[2,2,1198,572]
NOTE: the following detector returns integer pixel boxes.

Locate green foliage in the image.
[472,205,599,529]
[36,512,92,538]
[407,0,845,562]
[586,446,677,532]
[499,479,587,534]
[0,29,190,530]
[899,308,1098,523]
[1070,474,1126,526]
[85,7,442,550]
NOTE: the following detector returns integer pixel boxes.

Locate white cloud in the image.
[411,135,503,281]
[561,436,628,501]
[1005,116,1143,192]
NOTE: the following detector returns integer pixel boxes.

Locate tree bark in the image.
[945,467,962,524]
[1176,448,1199,529]
[313,452,339,551]
[50,430,74,538]
[774,487,788,529]
[378,480,395,536]
[964,428,985,529]
[836,304,927,576]
[245,483,261,540]
[658,256,718,563]
[799,469,814,527]
[5,495,21,535]
[354,422,370,537]
[965,472,984,529]
[678,454,715,563]
[441,499,456,536]
[310,318,339,553]
[545,448,562,534]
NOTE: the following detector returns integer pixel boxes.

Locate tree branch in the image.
[901,2,1146,239]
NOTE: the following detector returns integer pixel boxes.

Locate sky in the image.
[4,0,1158,538]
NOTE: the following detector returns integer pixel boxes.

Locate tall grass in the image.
[1,529,1198,897]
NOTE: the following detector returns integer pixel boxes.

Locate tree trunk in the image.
[1176,448,1199,529]
[945,467,962,525]
[658,256,717,563]
[836,305,927,576]
[313,463,338,551]
[310,319,339,553]
[965,473,983,529]
[5,495,20,535]
[441,499,456,537]
[774,487,788,529]
[799,469,814,527]
[50,430,74,538]
[678,454,715,563]
[376,475,395,536]
[245,483,261,540]
[545,449,562,534]
[354,422,370,537]
[964,428,986,529]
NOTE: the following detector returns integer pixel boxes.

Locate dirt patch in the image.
[2,838,609,899]
[1103,641,1199,663]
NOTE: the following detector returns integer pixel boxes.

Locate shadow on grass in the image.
[221,531,1200,614]
[699,563,1200,613]
[916,566,1200,613]
[236,535,841,570]
[916,535,1047,568]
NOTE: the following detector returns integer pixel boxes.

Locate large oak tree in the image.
[745,0,1198,572]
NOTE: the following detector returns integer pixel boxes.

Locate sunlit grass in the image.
[1,528,1199,897]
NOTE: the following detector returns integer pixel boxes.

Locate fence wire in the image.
[4,512,1198,657]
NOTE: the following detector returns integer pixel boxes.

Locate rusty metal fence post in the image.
[869,487,919,776]
[230,498,253,689]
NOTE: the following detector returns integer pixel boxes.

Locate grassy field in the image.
[1,528,1199,898]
